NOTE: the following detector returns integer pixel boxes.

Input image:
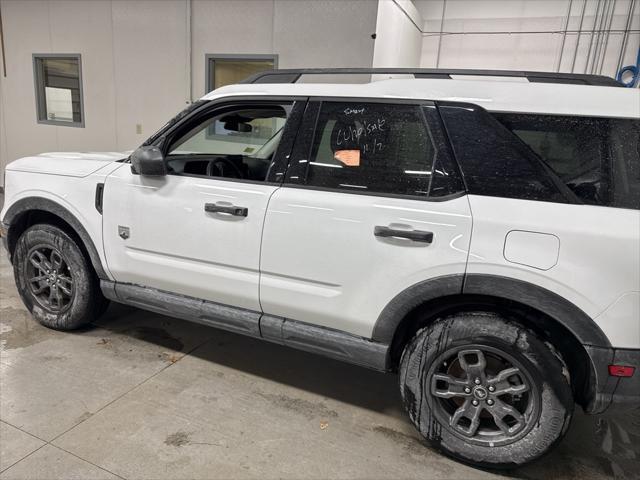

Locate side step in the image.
[101,281,389,371]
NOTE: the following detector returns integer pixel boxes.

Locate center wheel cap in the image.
[473,386,488,400]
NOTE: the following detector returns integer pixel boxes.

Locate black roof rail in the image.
[240,68,623,87]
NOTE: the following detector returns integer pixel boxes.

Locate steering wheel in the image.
[207,157,245,179]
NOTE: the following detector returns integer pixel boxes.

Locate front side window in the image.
[165,104,291,181]
[302,102,459,198]
[33,55,83,126]
[494,113,640,210]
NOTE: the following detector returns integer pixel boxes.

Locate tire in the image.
[13,224,109,330]
[399,312,573,468]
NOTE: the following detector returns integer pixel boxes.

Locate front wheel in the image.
[399,312,573,468]
[13,224,108,330]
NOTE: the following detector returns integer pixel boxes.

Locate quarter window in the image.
[439,103,568,203]
[303,102,459,198]
[494,113,640,210]
[33,54,83,127]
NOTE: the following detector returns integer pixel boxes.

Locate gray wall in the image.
[0,0,379,185]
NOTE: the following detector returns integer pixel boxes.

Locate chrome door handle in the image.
[374,225,433,243]
[204,203,248,217]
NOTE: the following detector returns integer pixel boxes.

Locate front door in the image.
[102,99,301,311]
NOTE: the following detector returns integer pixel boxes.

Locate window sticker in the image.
[334,149,361,166]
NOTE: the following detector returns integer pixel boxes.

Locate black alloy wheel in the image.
[428,346,539,447]
[25,245,75,313]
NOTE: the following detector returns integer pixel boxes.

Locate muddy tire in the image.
[13,224,108,330]
[399,312,573,468]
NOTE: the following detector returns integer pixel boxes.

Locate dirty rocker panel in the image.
[100,281,389,371]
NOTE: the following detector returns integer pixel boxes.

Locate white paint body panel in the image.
[5,152,127,178]
[203,79,640,119]
[0,161,123,280]
[260,188,472,338]
[466,195,640,348]
[102,165,277,311]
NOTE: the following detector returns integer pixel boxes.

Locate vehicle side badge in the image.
[118,226,130,240]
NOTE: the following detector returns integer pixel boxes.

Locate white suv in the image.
[2,69,639,468]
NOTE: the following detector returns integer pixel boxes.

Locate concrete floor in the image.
[0,252,639,479]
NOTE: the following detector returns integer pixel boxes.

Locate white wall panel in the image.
[273,0,377,69]
[191,0,275,97]
[373,0,423,67]
[111,0,188,150]
[48,0,117,152]
[414,0,640,78]
[0,0,58,185]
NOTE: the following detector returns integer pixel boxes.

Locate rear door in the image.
[259,100,473,338]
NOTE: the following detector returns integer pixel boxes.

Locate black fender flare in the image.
[462,274,611,348]
[3,197,109,279]
[371,274,464,344]
[371,273,611,349]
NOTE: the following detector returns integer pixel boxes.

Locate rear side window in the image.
[438,103,569,203]
[494,113,640,210]
[300,102,462,198]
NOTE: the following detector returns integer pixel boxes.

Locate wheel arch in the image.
[3,197,108,279]
[373,274,611,410]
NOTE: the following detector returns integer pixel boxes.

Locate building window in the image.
[205,54,277,92]
[33,54,84,127]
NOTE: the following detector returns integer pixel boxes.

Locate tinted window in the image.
[303,102,461,197]
[439,103,569,203]
[494,113,640,210]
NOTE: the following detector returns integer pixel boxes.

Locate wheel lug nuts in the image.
[487,399,494,406]
[488,385,495,392]
[464,387,471,394]
[472,399,479,406]
[474,378,481,385]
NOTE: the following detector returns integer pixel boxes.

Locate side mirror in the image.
[131,145,167,176]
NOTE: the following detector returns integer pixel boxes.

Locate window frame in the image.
[283,97,466,203]
[204,54,278,93]
[32,53,85,128]
[146,96,306,186]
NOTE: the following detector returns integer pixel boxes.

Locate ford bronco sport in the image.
[2,69,639,468]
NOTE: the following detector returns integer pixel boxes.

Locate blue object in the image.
[617,47,640,88]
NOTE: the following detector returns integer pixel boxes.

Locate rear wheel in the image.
[399,312,573,468]
[13,224,108,330]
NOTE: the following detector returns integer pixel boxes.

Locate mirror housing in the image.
[131,145,167,176]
